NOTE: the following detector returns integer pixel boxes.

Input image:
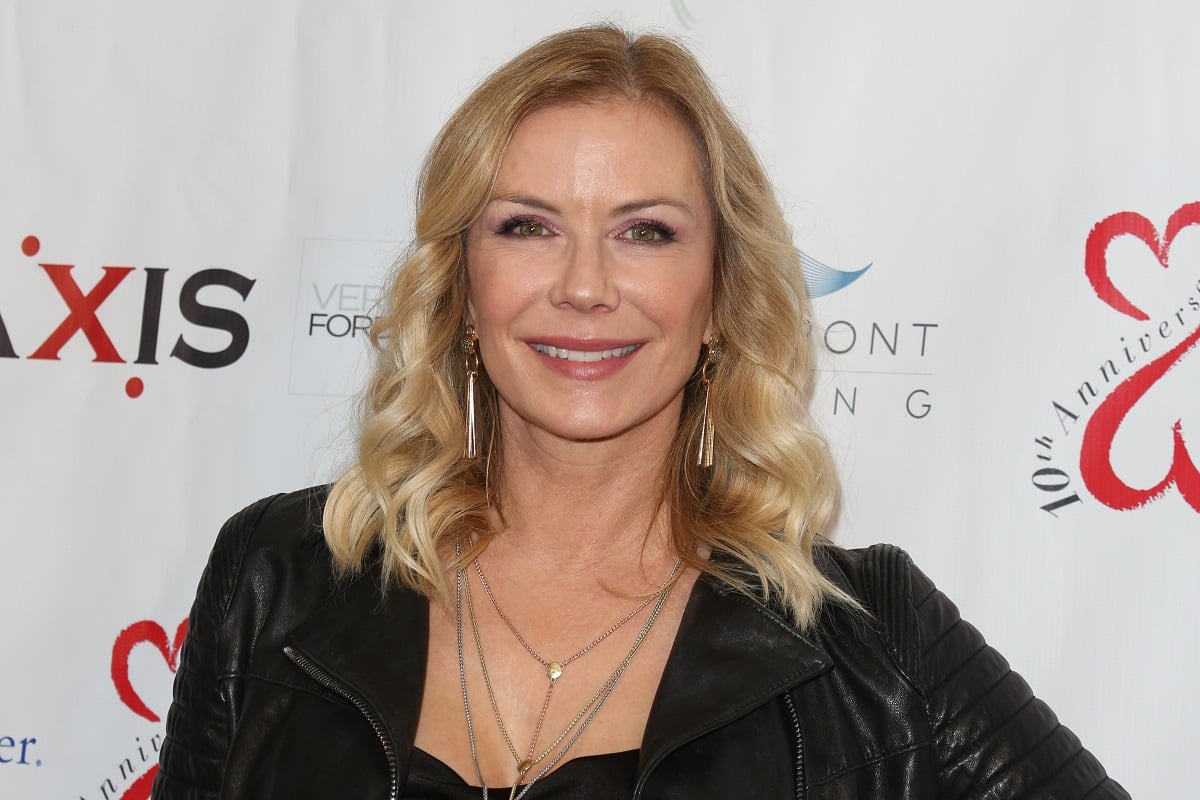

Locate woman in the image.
[153,25,1127,799]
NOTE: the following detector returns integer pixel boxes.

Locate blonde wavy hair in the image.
[324,23,848,629]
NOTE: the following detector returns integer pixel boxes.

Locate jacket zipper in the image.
[633,689,808,799]
[783,690,805,799]
[284,645,400,800]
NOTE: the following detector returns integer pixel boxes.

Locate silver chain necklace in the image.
[474,557,667,681]
[454,538,679,800]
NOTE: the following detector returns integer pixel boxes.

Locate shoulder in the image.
[202,485,333,623]
[816,541,923,594]
[813,546,1130,796]
[217,484,330,548]
[812,542,939,679]
[815,541,929,620]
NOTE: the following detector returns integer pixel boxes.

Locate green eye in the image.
[517,221,546,237]
[627,224,657,241]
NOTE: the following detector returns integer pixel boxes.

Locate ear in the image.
[703,284,716,344]
[462,243,477,325]
[465,295,477,327]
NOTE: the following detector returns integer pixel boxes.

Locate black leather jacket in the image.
[153,487,1128,798]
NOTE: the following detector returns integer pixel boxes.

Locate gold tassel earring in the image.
[696,336,721,468]
[463,326,480,459]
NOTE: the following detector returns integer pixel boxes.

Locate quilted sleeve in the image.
[889,547,1129,799]
[152,495,280,800]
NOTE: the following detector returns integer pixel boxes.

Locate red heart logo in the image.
[110,618,188,723]
[1085,201,1200,320]
[1080,202,1200,512]
[119,765,158,800]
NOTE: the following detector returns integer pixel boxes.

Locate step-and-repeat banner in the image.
[3,2,1194,797]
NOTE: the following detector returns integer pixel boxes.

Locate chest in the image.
[221,668,937,799]
[414,582,690,788]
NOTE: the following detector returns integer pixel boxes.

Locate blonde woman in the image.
[154,25,1127,799]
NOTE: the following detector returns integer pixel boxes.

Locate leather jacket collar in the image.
[284,562,833,795]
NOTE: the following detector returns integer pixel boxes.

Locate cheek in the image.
[466,259,512,327]
[641,268,713,334]
[468,280,533,337]
[466,248,547,324]
[465,230,510,323]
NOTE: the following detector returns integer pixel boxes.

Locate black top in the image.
[405,747,639,799]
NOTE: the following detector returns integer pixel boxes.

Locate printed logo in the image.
[804,253,941,422]
[0,734,40,768]
[78,618,187,800]
[112,620,188,724]
[289,237,396,397]
[800,251,872,298]
[1032,202,1200,515]
[670,0,698,29]
[0,235,256,397]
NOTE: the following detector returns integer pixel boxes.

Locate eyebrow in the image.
[489,193,698,221]
[614,198,697,220]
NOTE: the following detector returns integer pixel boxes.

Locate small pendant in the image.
[546,662,564,682]
[516,758,533,776]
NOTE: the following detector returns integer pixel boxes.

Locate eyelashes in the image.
[494,214,678,243]
[496,215,550,237]
[619,220,677,243]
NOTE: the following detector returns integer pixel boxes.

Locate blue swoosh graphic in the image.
[799,251,872,298]
[671,0,698,28]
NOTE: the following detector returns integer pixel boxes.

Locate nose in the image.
[549,238,619,312]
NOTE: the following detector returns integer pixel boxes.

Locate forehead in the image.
[493,99,707,204]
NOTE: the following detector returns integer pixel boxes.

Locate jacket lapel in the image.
[282,562,832,791]
[285,567,429,785]
[637,575,832,782]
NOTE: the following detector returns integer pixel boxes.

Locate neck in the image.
[482,412,681,593]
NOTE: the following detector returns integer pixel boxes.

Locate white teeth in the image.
[532,343,638,362]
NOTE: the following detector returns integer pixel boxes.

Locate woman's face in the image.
[466,98,714,453]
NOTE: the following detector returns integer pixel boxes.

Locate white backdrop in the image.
[3,1,1195,797]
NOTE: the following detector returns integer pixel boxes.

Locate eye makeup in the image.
[493,213,679,243]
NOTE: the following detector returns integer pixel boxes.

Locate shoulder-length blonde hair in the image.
[324,24,848,629]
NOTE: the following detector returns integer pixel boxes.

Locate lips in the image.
[530,343,640,362]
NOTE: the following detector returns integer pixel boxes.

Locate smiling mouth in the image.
[530,343,640,362]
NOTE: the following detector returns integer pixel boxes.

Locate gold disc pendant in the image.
[546,662,564,681]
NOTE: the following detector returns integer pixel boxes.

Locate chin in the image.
[551,405,680,447]
[498,389,684,449]
[548,417,634,444]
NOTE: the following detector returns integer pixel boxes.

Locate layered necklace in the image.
[454,539,682,800]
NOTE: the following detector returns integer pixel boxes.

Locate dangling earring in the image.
[696,336,722,468]
[462,326,480,459]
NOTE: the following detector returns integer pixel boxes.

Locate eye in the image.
[515,220,547,237]
[619,220,676,243]
[497,216,551,237]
